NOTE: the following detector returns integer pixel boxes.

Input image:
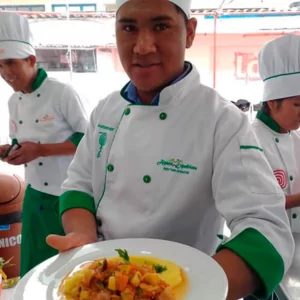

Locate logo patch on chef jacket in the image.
[40,114,55,122]
[157,158,197,175]
[0,48,4,54]
[273,170,287,189]
[97,132,107,158]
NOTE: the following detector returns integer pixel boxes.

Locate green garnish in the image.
[115,249,130,263]
[153,264,167,273]
[98,261,103,266]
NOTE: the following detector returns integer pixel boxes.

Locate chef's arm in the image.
[213,249,260,300]
[285,193,300,209]
[212,102,294,299]
[62,208,98,242]
[39,141,77,157]
[38,132,84,157]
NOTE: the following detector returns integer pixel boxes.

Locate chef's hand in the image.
[46,233,96,252]
[5,142,41,165]
[0,144,10,159]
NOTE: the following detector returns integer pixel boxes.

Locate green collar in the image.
[32,68,47,92]
[256,110,281,133]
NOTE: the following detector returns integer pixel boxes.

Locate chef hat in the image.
[116,0,191,18]
[258,34,300,102]
[0,12,35,60]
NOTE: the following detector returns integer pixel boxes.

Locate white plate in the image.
[13,238,228,299]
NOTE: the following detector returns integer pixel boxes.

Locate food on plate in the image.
[0,257,19,289]
[58,249,187,300]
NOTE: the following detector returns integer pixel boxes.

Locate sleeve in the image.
[59,84,89,145]
[59,107,97,217]
[8,99,18,144]
[212,101,295,298]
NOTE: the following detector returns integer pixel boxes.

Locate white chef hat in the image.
[0,12,35,60]
[116,0,191,18]
[258,34,300,102]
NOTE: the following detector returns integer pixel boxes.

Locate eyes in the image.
[0,60,16,69]
[122,23,169,33]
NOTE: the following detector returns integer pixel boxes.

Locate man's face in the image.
[0,56,36,92]
[116,0,197,93]
[269,96,300,131]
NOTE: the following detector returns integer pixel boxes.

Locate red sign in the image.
[234,52,260,82]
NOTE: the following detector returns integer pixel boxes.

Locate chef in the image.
[47,1,294,299]
[250,34,300,299]
[0,12,89,277]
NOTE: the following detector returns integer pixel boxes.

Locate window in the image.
[0,5,45,12]
[35,49,97,73]
[52,4,96,12]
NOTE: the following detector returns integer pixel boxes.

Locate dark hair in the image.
[261,98,285,115]
[173,3,189,25]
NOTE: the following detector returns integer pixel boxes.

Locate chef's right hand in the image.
[46,232,97,252]
[0,144,10,159]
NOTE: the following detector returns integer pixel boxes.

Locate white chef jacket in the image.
[8,69,88,196]
[252,111,300,233]
[60,64,294,298]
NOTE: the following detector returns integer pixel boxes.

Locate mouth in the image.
[133,63,161,69]
[5,78,17,84]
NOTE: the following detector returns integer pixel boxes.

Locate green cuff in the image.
[59,190,96,217]
[68,132,84,147]
[11,138,18,145]
[216,228,284,299]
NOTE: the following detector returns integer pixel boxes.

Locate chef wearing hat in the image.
[251,34,300,299]
[47,1,294,299]
[0,12,89,277]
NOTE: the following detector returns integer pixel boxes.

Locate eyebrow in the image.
[118,15,173,24]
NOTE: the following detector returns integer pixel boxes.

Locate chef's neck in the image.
[135,66,185,105]
[22,68,38,94]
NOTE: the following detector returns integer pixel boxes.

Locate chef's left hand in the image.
[5,142,42,165]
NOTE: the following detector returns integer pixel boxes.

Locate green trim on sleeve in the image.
[59,190,96,217]
[68,132,84,147]
[216,228,284,299]
[11,138,18,145]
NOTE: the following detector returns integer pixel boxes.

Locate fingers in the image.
[7,148,23,160]
[46,233,96,253]
[6,154,26,165]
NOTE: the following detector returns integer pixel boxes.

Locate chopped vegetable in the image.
[59,250,176,300]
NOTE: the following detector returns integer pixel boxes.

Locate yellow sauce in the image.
[58,256,189,299]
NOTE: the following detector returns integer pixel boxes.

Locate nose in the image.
[133,30,157,55]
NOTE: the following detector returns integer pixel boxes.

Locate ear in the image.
[267,101,275,111]
[27,55,36,67]
[186,18,197,49]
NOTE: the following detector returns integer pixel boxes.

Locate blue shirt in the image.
[124,62,192,105]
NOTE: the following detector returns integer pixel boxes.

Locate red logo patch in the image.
[274,170,287,189]
[0,48,4,54]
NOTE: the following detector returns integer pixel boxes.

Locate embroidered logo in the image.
[97,132,107,158]
[97,124,115,132]
[0,48,4,54]
[157,158,197,175]
[274,170,287,189]
[40,114,55,122]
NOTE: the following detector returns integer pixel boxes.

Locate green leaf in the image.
[153,264,167,273]
[115,249,130,263]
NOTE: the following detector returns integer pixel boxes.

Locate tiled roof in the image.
[11,7,300,19]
